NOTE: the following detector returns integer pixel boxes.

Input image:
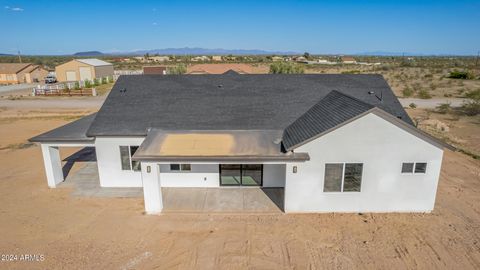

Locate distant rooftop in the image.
[76,58,112,66]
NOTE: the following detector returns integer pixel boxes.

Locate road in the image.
[398,98,469,108]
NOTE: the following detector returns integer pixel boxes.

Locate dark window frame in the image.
[401,162,427,174]
[219,164,263,186]
[170,164,191,171]
[119,145,141,172]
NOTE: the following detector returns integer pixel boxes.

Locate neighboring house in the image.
[293,56,307,62]
[150,56,170,62]
[211,56,222,61]
[341,56,357,64]
[190,56,210,62]
[143,66,167,75]
[271,56,284,62]
[0,63,48,84]
[55,59,114,82]
[187,63,256,74]
[30,74,453,215]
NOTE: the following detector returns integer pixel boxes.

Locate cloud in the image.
[5,6,24,11]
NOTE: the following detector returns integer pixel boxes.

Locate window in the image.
[401,162,427,174]
[401,163,414,173]
[414,163,427,173]
[170,164,191,171]
[324,163,363,192]
[119,146,141,172]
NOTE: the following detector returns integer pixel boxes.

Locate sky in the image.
[1,0,479,55]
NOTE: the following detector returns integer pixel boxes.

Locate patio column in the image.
[141,162,163,214]
[40,144,64,188]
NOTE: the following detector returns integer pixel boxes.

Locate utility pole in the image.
[17,49,22,63]
[475,50,479,67]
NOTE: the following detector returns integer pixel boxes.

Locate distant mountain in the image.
[73,51,105,56]
[356,51,424,56]
[115,47,298,56]
[0,53,13,56]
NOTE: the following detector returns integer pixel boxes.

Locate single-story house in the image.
[55,59,114,82]
[187,63,257,74]
[0,63,49,84]
[211,56,222,61]
[30,74,452,214]
[341,56,357,64]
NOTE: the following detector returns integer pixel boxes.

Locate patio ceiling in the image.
[132,129,309,162]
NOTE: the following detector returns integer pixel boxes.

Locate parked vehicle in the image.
[44,75,57,84]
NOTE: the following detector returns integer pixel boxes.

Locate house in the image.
[30,74,452,215]
[143,66,167,75]
[55,59,114,82]
[187,63,256,74]
[190,56,210,62]
[211,56,222,61]
[341,56,357,64]
[150,56,170,62]
[0,63,48,84]
[271,56,284,62]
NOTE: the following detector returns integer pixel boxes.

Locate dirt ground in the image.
[0,104,479,269]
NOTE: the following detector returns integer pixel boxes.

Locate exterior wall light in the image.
[293,166,297,173]
[147,166,151,173]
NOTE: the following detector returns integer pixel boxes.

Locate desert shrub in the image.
[101,77,107,84]
[108,76,114,83]
[341,70,361,74]
[435,103,452,114]
[429,83,437,90]
[84,80,92,88]
[74,81,80,90]
[418,89,432,99]
[269,62,304,74]
[402,86,414,97]
[409,103,417,109]
[448,70,474,79]
[93,78,100,86]
[459,100,480,116]
[167,64,187,74]
[424,73,433,78]
[464,89,480,100]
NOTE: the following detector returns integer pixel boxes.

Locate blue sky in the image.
[1,0,479,55]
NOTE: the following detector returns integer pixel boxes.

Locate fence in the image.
[114,70,143,80]
[33,87,96,96]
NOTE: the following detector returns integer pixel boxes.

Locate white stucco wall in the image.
[284,113,444,213]
[263,164,286,187]
[95,137,145,187]
[158,164,220,187]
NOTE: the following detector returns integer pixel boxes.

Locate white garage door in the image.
[66,71,76,81]
[79,67,92,81]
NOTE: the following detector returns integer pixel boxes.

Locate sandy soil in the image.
[0,106,479,269]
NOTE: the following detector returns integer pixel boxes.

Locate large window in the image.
[170,164,191,171]
[324,163,363,192]
[401,162,427,174]
[119,146,141,172]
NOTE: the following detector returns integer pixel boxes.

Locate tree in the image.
[167,64,187,74]
[269,62,304,74]
[303,52,310,60]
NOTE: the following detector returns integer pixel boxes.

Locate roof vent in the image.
[368,90,383,102]
[368,91,375,95]
[120,88,127,94]
[217,84,223,88]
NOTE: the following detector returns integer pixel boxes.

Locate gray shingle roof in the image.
[29,114,96,143]
[86,74,413,137]
[282,91,374,150]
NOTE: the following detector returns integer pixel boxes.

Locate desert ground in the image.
[1,64,480,269]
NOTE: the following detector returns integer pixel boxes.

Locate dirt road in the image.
[399,98,469,108]
[0,96,105,110]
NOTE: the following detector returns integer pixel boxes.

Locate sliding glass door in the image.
[220,164,263,186]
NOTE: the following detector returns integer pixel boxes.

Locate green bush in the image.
[93,78,100,86]
[167,64,187,74]
[84,80,92,88]
[460,100,480,116]
[74,81,80,90]
[448,70,474,79]
[435,103,452,114]
[102,77,107,84]
[108,76,114,83]
[402,86,414,97]
[464,89,480,100]
[269,62,304,74]
[418,89,432,99]
[409,103,417,109]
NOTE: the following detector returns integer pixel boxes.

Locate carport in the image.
[29,114,96,188]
